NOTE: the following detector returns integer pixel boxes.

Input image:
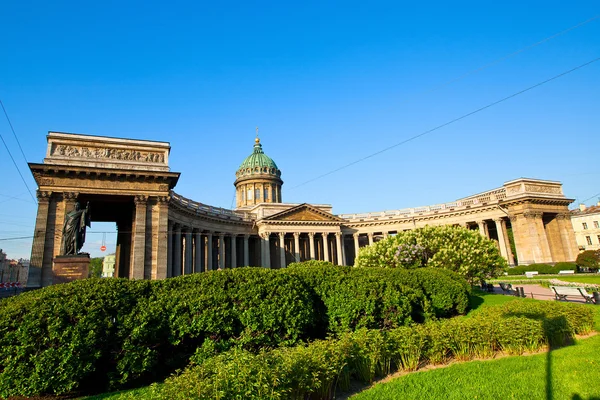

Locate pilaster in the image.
[131,195,148,280]
[26,190,52,288]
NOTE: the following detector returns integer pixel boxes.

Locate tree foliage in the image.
[576,250,600,271]
[355,225,507,283]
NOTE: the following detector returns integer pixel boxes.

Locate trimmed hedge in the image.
[0,266,470,397]
[506,263,577,275]
[152,300,594,400]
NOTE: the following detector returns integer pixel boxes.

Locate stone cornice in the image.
[29,163,180,188]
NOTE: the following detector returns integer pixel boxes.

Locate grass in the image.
[558,276,600,285]
[352,293,600,400]
[351,335,600,400]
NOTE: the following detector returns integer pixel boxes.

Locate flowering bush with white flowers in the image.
[355,225,507,284]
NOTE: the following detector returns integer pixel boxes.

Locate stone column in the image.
[335,232,343,266]
[261,232,271,268]
[26,191,52,288]
[557,213,579,262]
[323,233,330,262]
[511,212,552,264]
[279,232,286,268]
[218,233,225,270]
[131,195,148,280]
[230,234,237,268]
[383,232,389,239]
[308,232,316,260]
[493,218,509,261]
[194,230,203,272]
[367,232,374,246]
[500,218,516,266]
[154,196,169,280]
[293,232,301,262]
[173,224,182,276]
[184,228,193,274]
[206,232,213,271]
[476,220,487,238]
[353,233,360,261]
[167,220,173,278]
[243,234,250,266]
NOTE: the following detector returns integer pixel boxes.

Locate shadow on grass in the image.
[572,396,600,400]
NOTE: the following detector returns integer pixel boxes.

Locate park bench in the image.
[558,270,575,275]
[550,286,595,304]
[525,271,539,278]
[499,282,513,293]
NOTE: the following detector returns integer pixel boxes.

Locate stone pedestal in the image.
[53,255,90,284]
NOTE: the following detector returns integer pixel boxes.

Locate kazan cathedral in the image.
[27,132,579,287]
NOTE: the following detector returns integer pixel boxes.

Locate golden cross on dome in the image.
[255,126,260,143]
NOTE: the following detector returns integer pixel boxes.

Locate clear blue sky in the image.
[1,1,599,259]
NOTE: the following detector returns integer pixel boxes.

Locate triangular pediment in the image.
[264,203,344,222]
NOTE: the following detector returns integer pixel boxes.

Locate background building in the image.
[571,203,600,251]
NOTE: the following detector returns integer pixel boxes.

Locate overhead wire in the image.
[0,100,37,203]
[405,14,600,101]
[289,56,600,190]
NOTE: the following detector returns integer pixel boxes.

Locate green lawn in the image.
[557,275,600,285]
[352,294,600,400]
[352,335,600,400]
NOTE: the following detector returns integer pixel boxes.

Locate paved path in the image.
[489,284,591,304]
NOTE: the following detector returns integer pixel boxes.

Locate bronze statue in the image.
[61,202,91,256]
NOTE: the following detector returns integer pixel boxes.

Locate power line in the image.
[290,56,600,190]
[581,191,600,203]
[0,100,29,167]
[0,101,36,203]
[408,14,600,100]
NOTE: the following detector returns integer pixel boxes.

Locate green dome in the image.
[236,138,281,179]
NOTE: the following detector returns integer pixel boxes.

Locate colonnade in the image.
[166,222,253,277]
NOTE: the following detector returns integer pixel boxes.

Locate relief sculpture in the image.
[523,184,561,194]
[51,144,165,164]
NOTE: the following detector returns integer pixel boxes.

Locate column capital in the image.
[173,223,182,231]
[353,232,360,238]
[293,232,300,238]
[243,234,250,240]
[157,195,170,204]
[229,233,238,238]
[556,213,572,220]
[508,214,519,223]
[308,232,315,238]
[335,232,342,238]
[63,192,79,200]
[218,232,225,238]
[36,190,52,202]
[278,232,286,238]
[367,232,374,237]
[134,195,148,204]
[476,220,486,225]
[523,211,543,219]
[493,217,504,223]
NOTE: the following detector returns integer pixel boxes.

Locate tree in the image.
[355,225,507,284]
[89,257,104,278]
[576,250,600,272]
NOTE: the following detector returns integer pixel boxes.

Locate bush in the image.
[0,279,153,397]
[576,250,600,272]
[355,225,507,283]
[153,300,594,400]
[506,262,578,275]
[0,269,317,397]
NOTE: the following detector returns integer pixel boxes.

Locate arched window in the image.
[247,188,252,200]
[264,188,269,200]
[255,189,260,200]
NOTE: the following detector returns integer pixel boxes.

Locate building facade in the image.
[26,132,580,287]
[571,203,600,251]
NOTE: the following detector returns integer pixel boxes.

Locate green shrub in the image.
[0,279,153,397]
[506,262,578,275]
[0,269,317,397]
[576,250,600,271]
[154,300,594,400]
[355,225,507,283]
